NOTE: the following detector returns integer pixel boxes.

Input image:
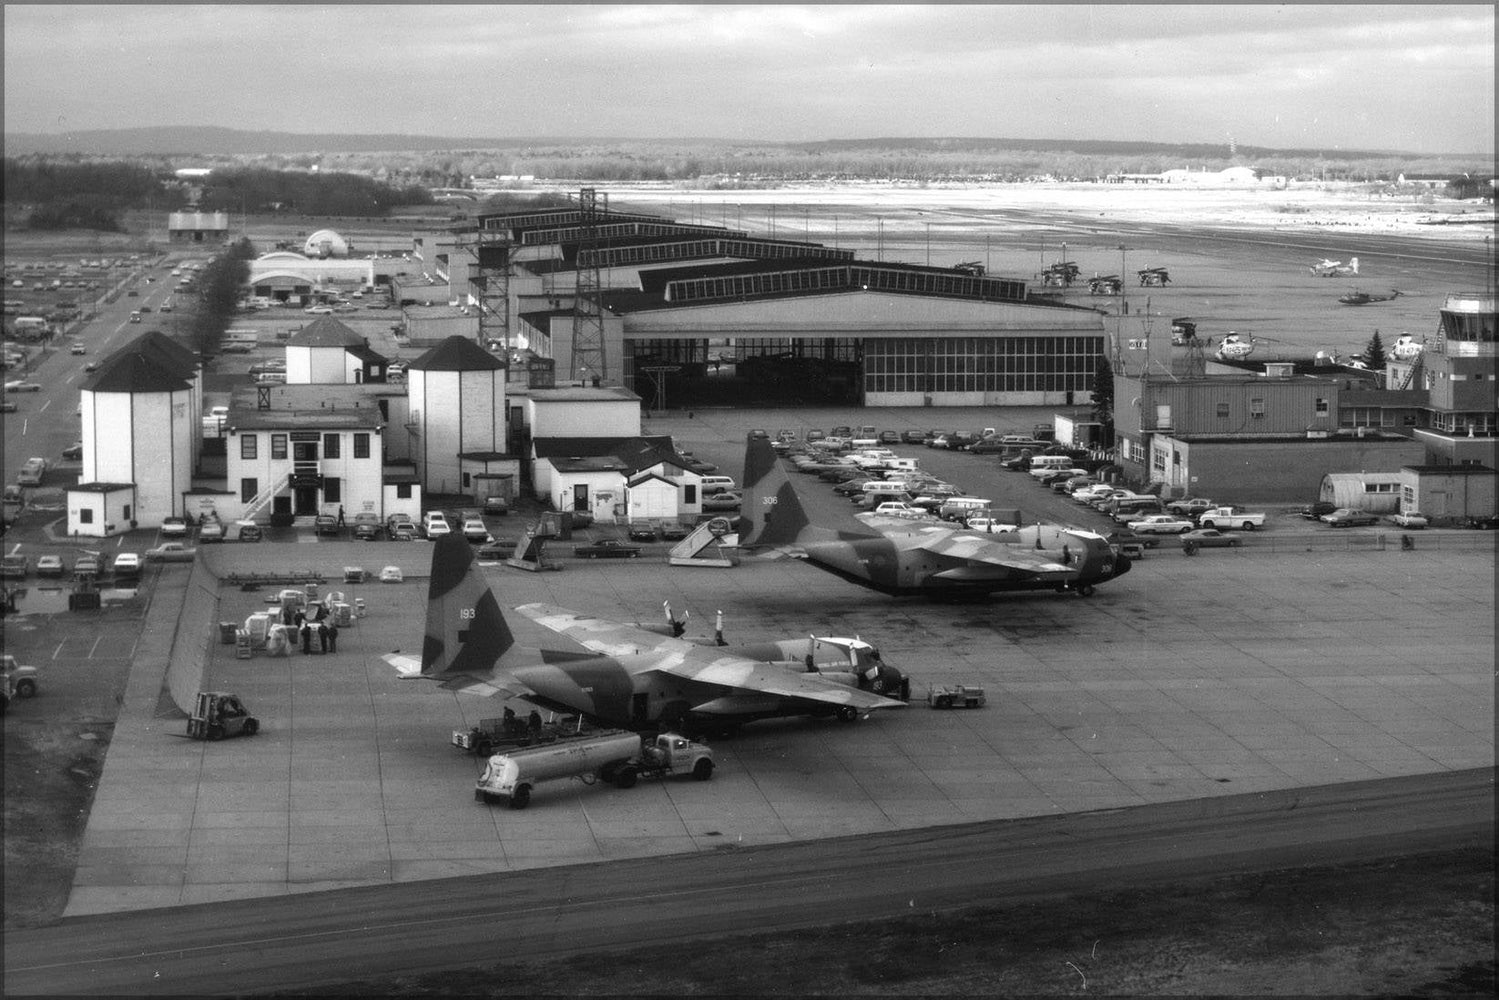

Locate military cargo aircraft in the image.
[383,535,908,730]
[737,435,1130,598]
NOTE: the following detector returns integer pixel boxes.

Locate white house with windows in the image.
[212,384,417,524]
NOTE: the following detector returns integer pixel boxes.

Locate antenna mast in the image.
[570,187,608,383]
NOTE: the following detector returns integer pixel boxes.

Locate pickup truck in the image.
[145,542,198,563]
[1195,506,1266,531]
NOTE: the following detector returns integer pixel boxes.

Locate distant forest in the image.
[2,131,1490,233]
[2,158,432,231]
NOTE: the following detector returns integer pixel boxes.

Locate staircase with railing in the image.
[241,471,289,522]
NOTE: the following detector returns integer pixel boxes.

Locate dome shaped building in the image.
[303,229,349,258]
[406,336,508,494]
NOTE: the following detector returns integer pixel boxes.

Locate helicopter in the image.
[1214,332,1282,361]
[1391,335,1424,360]
[1311,257,1359,277]
[1339,289,1401,306]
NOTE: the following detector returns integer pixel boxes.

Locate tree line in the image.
[2,158,434,232]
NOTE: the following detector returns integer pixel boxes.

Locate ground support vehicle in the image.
[2,654,39,698]
[475,730,714,809]
[186,692,258,741]
[452,714,591,757]
[928,684,985,709]
[1195,506,1265,530]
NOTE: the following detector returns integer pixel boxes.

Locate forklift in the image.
[187,691,259,740]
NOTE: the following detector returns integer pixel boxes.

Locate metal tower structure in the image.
[570,187,607,382]
[458,221,515,351]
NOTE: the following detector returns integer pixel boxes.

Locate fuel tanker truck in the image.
[475,730,714,808]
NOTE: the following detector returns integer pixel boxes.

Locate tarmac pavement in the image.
[59,482,1493,916]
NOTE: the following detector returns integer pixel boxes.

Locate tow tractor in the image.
[927,684,986,709]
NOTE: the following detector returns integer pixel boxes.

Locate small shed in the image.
[67,482,138,537]
[1397,465,1497,524]
[625,471,680,521]
[1318,472,1404,513]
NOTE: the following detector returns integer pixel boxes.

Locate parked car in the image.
[878,430,901,445]
[461,517,490,543]
[482,495,509,516]
[1465,514,1499,530]
[160,516,188,538]
[573,539,642,559]
[702,491,743,512]
[144,542,197,563]
[112,552,142,578]
[627,524,659,542]
[901,428,927,444]
[1321,508,1379,527]
[4,381,42,392]
[1,553,29,578]
[35,554,64,577]
[313,514,341,536]
[1180,528,1243,549]
[353,522,381,541]
[1165,497,1215,518]
[422,511,451,539]
[1388,511,1429,529]
[61,441,83,461]
[658,523,691,541]
[1300,501,1337,521]
[73,552,101,577]
[199,518,225,543]
[234,521,262,542]
[1128,515,1196,535]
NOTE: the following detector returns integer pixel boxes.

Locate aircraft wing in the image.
[515,604,905,712]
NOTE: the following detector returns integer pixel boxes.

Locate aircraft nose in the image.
[1113,552,1133,578]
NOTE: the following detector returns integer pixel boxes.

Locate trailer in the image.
[475,730,714,809]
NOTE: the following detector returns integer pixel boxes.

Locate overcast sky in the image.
[4,3,1493,154]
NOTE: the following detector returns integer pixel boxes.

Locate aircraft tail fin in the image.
[739,434,812,548]
[420,534,515,679]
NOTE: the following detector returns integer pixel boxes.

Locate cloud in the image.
[2,3,1492,153]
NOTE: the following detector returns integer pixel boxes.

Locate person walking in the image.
[337,505,346,527]
[300,622,312,654]
[317,621,328,653]
[326,622,338,653]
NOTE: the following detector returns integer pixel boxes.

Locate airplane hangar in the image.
[482,208,1108,409]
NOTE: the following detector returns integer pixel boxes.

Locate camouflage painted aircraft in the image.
[382,534,909,730]
[738,435,1131,598]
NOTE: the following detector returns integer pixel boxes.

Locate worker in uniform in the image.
[300,621,312,654]
[317,620,328,653]
[527,710,543,737]
[326,622,338,653]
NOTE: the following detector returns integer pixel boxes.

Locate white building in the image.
[285,315,391,385]
[531,435,702,523]
[405,336,509,495]
[221,385,401,523]
[69,337,198,533]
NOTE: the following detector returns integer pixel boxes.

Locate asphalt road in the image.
[4,767,1490,996]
